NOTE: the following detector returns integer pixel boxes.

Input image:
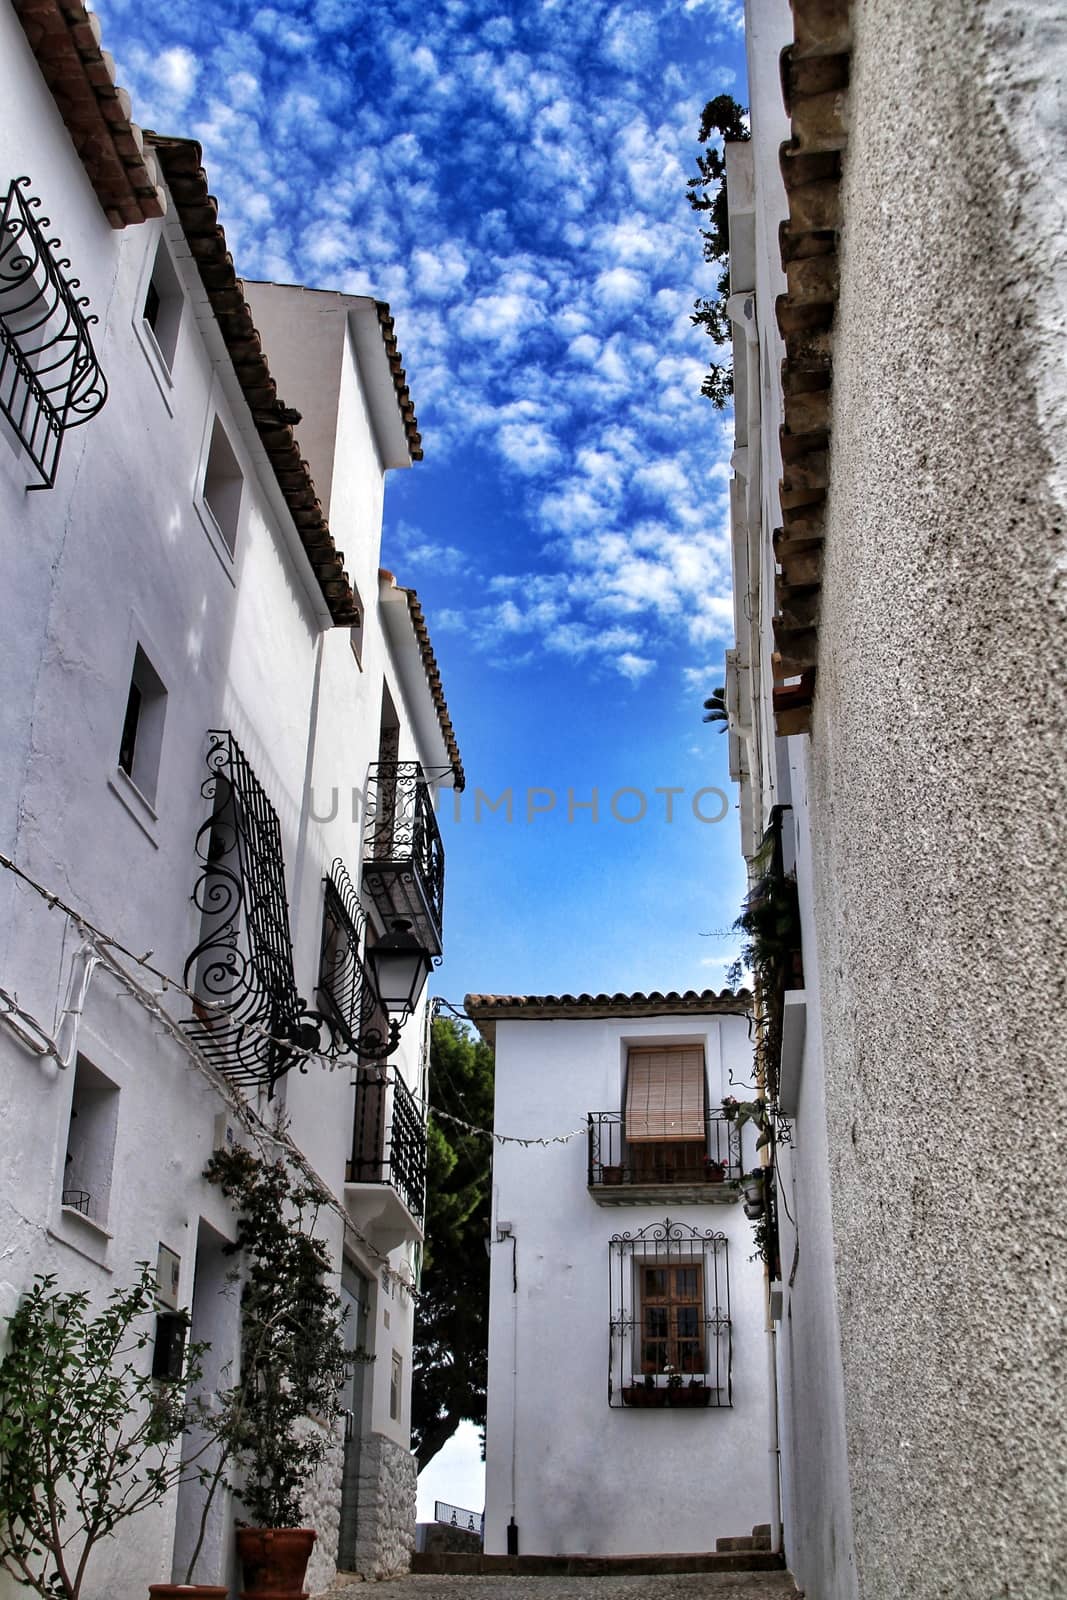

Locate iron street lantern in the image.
[366,919,432,1022]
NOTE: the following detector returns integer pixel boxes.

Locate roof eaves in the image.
[464,989,753,1043]
[373,301,423,462]
[148,135,361,628]
[13,0,166,227]
[772,0,852,735]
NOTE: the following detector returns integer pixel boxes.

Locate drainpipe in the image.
[767,1315,783,1556]
[497,1222,519,1553]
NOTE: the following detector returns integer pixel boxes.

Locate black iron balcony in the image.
[588,1111,742,1202]
[345,1069,426,1249]
[0,177,108,488]
[362,763,444,957]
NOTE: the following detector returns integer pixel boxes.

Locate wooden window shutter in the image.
[625,1047,706,1142]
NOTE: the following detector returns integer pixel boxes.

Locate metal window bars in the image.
[317,859,395,1059]
[0,177,108,488]
[608,1218,732,1408]
[184,731,321,1093]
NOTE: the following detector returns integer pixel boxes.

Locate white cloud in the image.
[616,651,656,682]
[593,266,647,308]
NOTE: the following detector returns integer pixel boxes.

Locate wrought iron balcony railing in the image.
[588,1110,742,1189]
[0,177,108,488]
[347,1068,426,1222]
[362,763,444,956]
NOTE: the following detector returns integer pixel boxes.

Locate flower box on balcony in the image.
[621,1383,712,1409]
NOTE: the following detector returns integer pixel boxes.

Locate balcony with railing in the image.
[587,1111,742,1204]
[361,762,444,959]
[344,1068,426,1250]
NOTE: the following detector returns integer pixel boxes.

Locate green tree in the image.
[0,1268,201,1600]
[411,1015,494,1472]
[687,94,750,408]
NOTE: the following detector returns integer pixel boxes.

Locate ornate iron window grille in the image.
[184,731,320,1094]
[317,859,396,1060]
[608,1218,732,1409]
[347,1066,426,1221]
[362,762,445,947]
[588,1110,742,1186]
[0,177,108,488]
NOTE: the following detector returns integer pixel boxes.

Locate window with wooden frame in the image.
[608,1218,732,1408]
[640,1260,705,1374]
[624,1045,707,1183]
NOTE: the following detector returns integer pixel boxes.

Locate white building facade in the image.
[0,3,463,1593]
[467,992,772,1560]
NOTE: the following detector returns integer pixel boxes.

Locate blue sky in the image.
[97,0,750,1004]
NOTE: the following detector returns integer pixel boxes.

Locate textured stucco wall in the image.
[808,2,1067,1595]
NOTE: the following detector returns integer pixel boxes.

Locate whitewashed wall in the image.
[484,1011,770,1557]
[0,16,438,1593]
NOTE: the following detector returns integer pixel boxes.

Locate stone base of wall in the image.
[300,1418,344,1597]
[351,1433,416,1579]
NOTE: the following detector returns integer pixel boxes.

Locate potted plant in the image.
[600,1163,624,1185]
[741,1169,765,1206]
[203,1146,351,1599]
[703,1156,727,1182]
[0,1267,219,1600]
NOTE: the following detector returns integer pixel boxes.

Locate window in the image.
[624,1046,707,1182]
[141,237,183,371]
[184,730,305,1093]
[390,1350,402,1421]
[117,645,167,804]
[201,416,243,555]
[608,1218,731,1408]
[640,1262,704,1373]
[62,1055,120,1226]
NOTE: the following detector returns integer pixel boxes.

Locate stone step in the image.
[753,1524,772,1538]
[411,1550,787,1576]
[716,1536,755,1552]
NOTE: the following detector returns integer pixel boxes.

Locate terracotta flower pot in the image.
[236,1527,317,1599]
[601,1164,624,1185]
[149,1586,229,1600]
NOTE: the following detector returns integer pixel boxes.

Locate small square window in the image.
[117,645,167,805]
[141,239,183,371]
[202,417,243,555]
[63,1056,120,1226]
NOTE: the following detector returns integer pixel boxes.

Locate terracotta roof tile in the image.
[373,302,423,462]
[771,0,853,735]
[13,0,165,227]
[465,989,752,1020]
[149,134,361,628]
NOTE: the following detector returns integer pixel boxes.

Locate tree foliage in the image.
[0,1267,200,1600]
[687,94,750,408]
[411,1016,494,1473]
[203,1146,351,1529]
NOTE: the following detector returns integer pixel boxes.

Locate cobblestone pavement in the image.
[328,1575,801,1599]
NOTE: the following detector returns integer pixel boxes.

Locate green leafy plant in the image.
[202,1146,351,1530]
[687,94,750,409]
[703,683,728,731]
[0,1267,202,1600]
[722,1097,774,1152]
